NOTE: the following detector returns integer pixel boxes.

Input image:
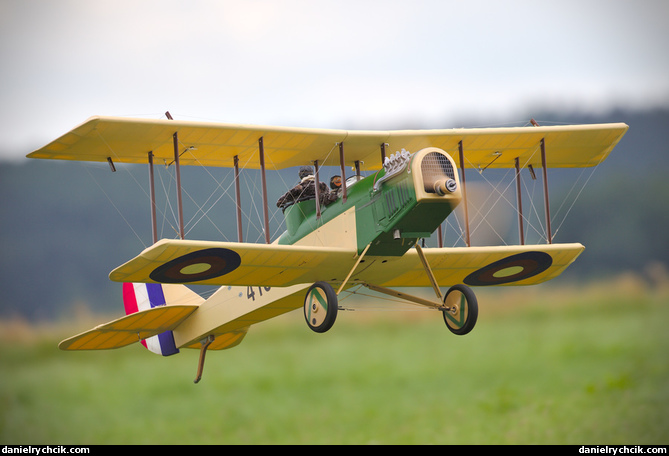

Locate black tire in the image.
[442,284,478,335]
[304,281,338,333]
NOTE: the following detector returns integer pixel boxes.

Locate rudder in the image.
[123,282,180,356]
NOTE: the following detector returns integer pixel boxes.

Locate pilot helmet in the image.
[330,175,342,189]
[298,166,314,179]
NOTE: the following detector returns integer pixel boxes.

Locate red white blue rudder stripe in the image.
[122,282,180,356]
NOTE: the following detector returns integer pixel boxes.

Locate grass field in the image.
[1,278,668,445]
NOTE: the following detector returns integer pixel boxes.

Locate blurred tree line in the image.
[1,108,667,320]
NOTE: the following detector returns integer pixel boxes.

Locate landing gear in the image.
[361,282,479,335]
[304,281,338,333]
[442,284,478,335]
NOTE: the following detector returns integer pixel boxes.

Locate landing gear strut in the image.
[362,282,479,335]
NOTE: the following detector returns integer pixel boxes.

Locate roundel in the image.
[464,251,553,286]
[149,248,242,284]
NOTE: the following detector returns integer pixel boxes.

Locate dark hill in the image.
[1,108,667,320]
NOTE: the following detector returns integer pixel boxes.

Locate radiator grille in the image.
[421,152,455,193]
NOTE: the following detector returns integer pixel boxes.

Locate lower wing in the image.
[109,239,357,287]
[109,238,582,289]
[357,243,585,287]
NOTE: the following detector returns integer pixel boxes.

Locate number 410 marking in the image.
[246,286,271,301]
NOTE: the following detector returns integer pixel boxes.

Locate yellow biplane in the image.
[28,114,628,382]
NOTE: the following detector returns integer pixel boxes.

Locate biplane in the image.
[27,114,628,382]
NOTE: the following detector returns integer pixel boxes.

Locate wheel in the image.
[442,284,478,335]
[304,281,338,333]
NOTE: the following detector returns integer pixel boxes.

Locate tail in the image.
[123,282,202,356]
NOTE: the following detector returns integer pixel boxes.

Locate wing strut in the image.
[148,151,158,244]
[314,160,321,219]
[339,142,347,203]
[458,140,471,247]
[173,131,185,240]
[531,119,553,244]
[166,112,185,240]
[540,137,553,243]
[515,157,525,245]
[259,137,271,244]
[234,155,243,242]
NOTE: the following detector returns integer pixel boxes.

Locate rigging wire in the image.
[460,154,517,245]
[80,163,147,249]
[551,152,608,239]
[88,116,603,256]
[156,164,179,239]
[172,140,237,240]
[520,171,548,242]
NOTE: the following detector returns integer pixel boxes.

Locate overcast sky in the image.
[1,0,667,160]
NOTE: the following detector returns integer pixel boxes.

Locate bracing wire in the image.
[80,163,147,248]
[551,153,608,239]
[88,117,602,254]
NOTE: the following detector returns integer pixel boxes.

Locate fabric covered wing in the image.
[58,304,198,351]
[357,243,585,288]
[109,239,358,287]
[27,116,627,169]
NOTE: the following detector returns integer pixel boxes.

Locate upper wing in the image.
[27,116,627,169]
[357,243,585,288]
[109,238,358,287]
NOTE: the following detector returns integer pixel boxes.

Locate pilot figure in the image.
[329,175,342,193]
[276,166,337,208]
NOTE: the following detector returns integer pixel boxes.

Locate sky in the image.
[1,0,668,161]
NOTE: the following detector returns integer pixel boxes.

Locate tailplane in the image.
[122,282,202,356]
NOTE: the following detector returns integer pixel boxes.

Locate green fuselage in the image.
[278,150,461,256]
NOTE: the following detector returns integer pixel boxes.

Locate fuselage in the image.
[277,147,463,256]
[176,147,464,349]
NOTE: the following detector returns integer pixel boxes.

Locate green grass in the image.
[1,281,668,444]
